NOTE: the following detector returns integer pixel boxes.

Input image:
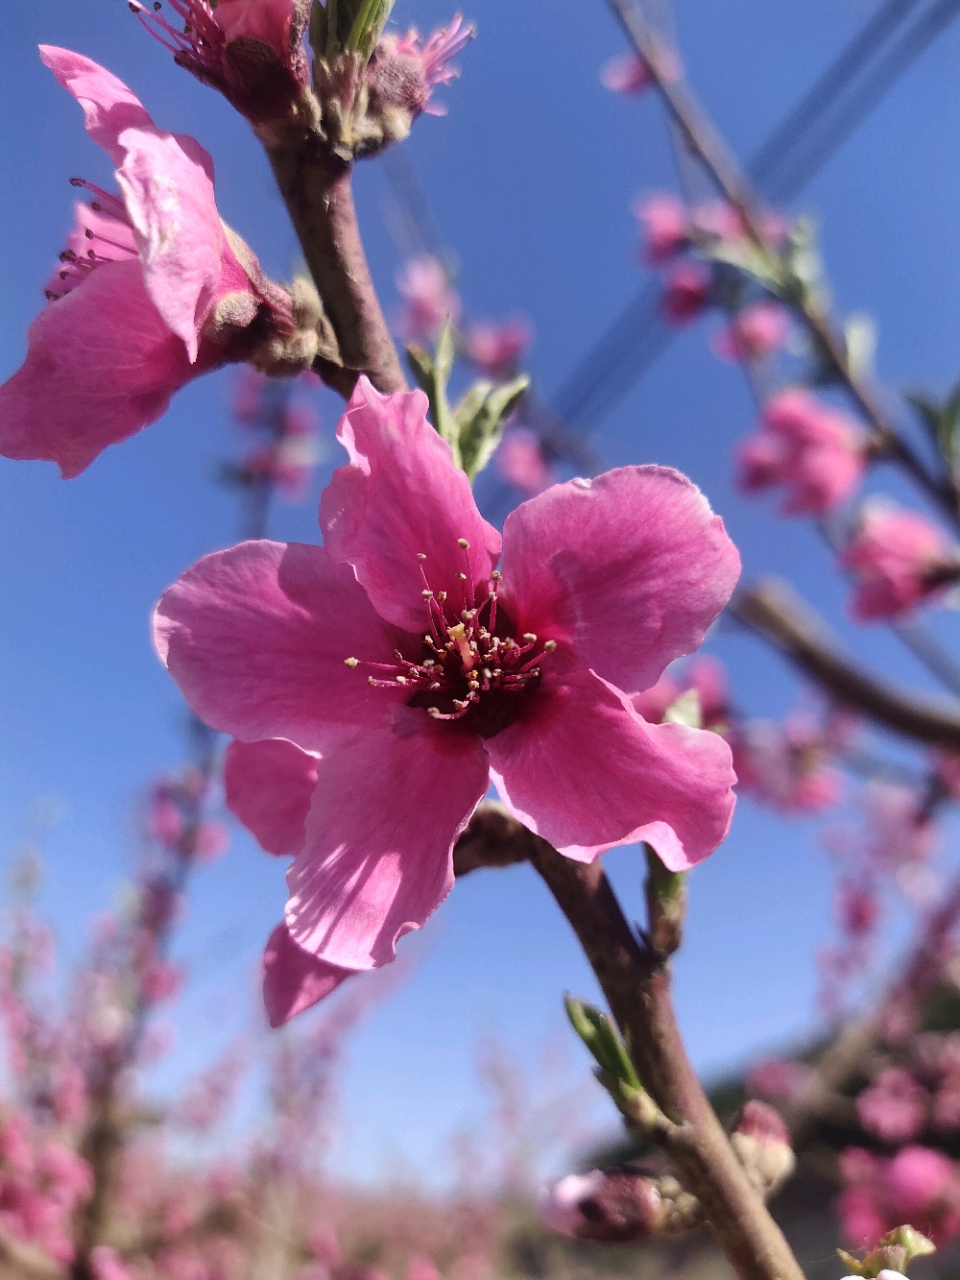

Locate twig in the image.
[529,845,805,1280]
[605,0,960,528]
[731,576,960,748]
[266,146,406,397]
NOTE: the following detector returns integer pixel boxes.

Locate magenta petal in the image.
[39,46,153,165]
[285,709,489,970]
[224,738,319,857]
[486,670,736,871]
[498,467,741,695]
[155,541,409,751]
[262,923,352,1026]
[0,261,194,478]
[115,127,225,361]
[320,377,502,632]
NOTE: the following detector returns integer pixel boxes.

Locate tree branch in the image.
[731,576,960,749]
[529,845,805,1280]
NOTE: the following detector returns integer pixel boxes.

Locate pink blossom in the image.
[396,255,461,342]
[835,881,879,941]
[0,49,301,478]
[712,301,790,363]
[857,1068,927,1143]
[736,387,866,516]
[495,428,555,496]
[862,781,937,875]
[694,200,787,248]
[600,47,682,95]
[155,378,739,991]
[262,924,353,1027]
[886,1145,955,1219]
[838,1145,960,1247]
[658,262,712,326]
[408,1256,441,1280]
[842,502,958,621]
[369,16,474,120]
[632,193,690,266]
[745,1058,812,1104]
[90,1245,134,1280]
[134,0,310,125]
[464,318,531,379]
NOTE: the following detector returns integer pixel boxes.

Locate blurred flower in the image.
[658,261,712,326]
[600,46,682,95]
[396,255,461,342]
[857,1068,928,1144]
[736,387,865,516]
[842,502,959,621]
[464,318,531,379]
[632,192,690,266]
[494,427,555,496]
[712,301,790,363]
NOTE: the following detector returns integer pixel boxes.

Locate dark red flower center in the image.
[345,540,557,739]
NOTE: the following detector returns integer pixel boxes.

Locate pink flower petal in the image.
[154,540,408,751]
[224,738,319,856]
[262,923,352,1026]
[39,46,153,165]
[285,708,489,969]
[0,260,194,478]
[498,467,741,696]
[320,378,502,632]
[486,669,736,871]
[115,127,225,361]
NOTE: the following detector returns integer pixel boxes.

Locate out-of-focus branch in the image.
[732,576,960,748]
[606,0,960,527]
[266,147,406,397]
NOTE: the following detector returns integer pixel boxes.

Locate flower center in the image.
[345,541,556,739]
[45,182,138,303]
[129,0,226,79]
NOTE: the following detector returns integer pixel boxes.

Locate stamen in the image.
[344,657,359,668]
[457,538,470,549]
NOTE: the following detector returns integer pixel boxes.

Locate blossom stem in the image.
[732,575,960,749]
[606,0,960,528]
[528,842,805,1280]
[266,147,407,397]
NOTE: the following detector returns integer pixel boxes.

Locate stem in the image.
[529,844,805,1280]
[266,146,406,397]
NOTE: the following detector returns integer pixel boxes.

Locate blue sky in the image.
[3,0,960,1185]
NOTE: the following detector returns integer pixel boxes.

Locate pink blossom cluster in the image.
[838,1145,960,1247]
[731,705,848,816]
[0,1113,92,1265]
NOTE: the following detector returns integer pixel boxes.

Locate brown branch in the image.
[266,144,406,397]
[453,801,547,876]
[529,845,805,1280]
[731,576,960,749]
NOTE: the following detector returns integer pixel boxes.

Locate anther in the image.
[393,650,404,661]
[367,676,377,686]
[427,707,442,718]
[543,640,557,652]
[69,178,84,187]
[523,633,537,643]
[457,538,470,549]
[457,572,467,581]
[437,591,447,602]
[417,553,427,562]
[344,657,359,668]
[395,675,408,685]
[491,570,502,581]
[422,589,433,598]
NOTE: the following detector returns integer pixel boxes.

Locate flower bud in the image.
[537,1168,666,1243]
[729,1100,796,1199]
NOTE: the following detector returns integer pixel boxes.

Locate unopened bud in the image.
[729,1100,795,1199]
[537,1169,666,1244]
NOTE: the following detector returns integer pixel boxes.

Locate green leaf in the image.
[456,374,529,482]
[406,323,460,465]
[663,688,702,730]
